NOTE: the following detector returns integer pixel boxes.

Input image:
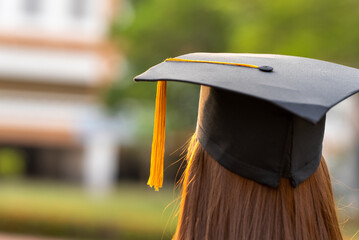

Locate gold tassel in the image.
[148,81,167,191]
[165,58,259,69]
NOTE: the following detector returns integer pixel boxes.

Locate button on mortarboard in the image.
[258,66,273,72]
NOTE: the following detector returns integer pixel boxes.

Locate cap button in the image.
[258,66,273,72]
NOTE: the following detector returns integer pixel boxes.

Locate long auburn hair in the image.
[173,134,342,240]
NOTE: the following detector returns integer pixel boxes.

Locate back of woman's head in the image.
[173,135,342,240]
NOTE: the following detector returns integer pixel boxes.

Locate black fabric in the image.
[196,86,325,188]
[135,52,359,123]
[290,115,326,186]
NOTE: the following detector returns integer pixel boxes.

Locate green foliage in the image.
[117,0,359,69]
[0,148,25,177]
[120,0,231,73]
[0,181,178,240]
[225,0,359,62]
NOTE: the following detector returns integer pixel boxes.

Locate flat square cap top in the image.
[135,53,359,123]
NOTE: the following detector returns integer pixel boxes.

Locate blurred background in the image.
[0,0,358,239]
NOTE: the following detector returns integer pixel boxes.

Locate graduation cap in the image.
[134,52,359,190]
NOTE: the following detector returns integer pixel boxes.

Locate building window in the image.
[23,0,41,16]
[71,0,86,19]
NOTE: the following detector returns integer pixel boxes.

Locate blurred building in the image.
[0,0,122,193]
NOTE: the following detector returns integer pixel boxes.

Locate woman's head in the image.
[174,134,342,240]
[136,53,359,193]
[133,54,358,239]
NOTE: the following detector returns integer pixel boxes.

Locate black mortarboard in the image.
[134,52,359,190]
